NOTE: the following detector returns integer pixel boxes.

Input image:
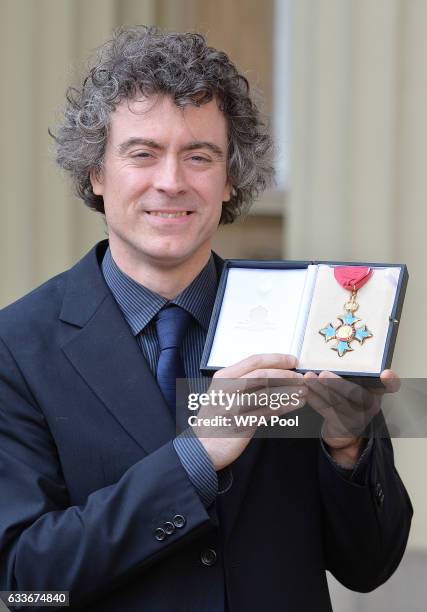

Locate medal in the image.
[319,266,373,357]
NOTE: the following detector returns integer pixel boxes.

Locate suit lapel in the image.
[59,241,175,454]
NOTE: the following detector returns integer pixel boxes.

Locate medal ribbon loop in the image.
[334,266,372,291]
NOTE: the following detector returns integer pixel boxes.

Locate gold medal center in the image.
[336,324,354,341]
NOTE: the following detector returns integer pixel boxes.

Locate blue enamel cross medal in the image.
[319,289,373,357]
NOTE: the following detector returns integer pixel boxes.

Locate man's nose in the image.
[152,156,187,196]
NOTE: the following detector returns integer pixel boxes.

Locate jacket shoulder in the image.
[0,272,68,341]
[0,241,107,345]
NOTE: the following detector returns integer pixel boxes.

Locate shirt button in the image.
[173,514,186,529]
[164,521,175,535]
[154,528,166,541]
[200,548,217,567]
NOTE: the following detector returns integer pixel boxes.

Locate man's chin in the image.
[136,244,210,269]
[110,230,212,270]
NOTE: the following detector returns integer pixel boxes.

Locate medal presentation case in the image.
[200,260,408,379]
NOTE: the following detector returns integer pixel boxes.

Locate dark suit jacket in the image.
[0,240,412,611]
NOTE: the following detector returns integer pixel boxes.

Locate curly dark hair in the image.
[51,25,274,224]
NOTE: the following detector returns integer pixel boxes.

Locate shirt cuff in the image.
[173,430,218,507]
[320,432,374,485]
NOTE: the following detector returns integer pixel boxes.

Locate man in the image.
[0,26,412,611]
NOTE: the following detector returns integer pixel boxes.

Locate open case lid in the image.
[200,259,408,378]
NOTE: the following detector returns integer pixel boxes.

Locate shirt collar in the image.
[102,246,218,336]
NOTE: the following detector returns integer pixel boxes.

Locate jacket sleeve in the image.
[319,413,413,592]
[0,336,214,606]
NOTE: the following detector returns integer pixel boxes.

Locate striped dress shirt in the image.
[102,246,229,506]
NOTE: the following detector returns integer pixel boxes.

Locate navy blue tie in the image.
[154,304,192,414]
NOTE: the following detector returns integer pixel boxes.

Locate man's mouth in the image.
[146,211,192,218]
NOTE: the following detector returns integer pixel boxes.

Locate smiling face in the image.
[91,94,231,275]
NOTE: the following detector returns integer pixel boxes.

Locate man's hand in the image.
[195,354,304,471]
[304,369,401,468]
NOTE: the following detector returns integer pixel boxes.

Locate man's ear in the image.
[90,168,104,196]
[222,181,233,202]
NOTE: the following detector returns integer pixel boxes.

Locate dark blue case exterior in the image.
[200,259,408,383]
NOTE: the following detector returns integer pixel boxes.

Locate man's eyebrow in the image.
[117,138,160,155]
[183,141,226,159]
[117,138,225,159]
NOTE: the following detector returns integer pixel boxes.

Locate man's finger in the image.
[304,370,373,409]
[378,369,401,394]
[307,384,380,438]
[242,368,303,381]
[214,353,297,379]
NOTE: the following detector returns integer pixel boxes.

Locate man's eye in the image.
[133,152,152,159]
[190,155,210,163]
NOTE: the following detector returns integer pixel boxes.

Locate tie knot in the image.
[154,305,192,350]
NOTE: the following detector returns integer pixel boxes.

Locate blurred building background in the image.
[1,1,426,609]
